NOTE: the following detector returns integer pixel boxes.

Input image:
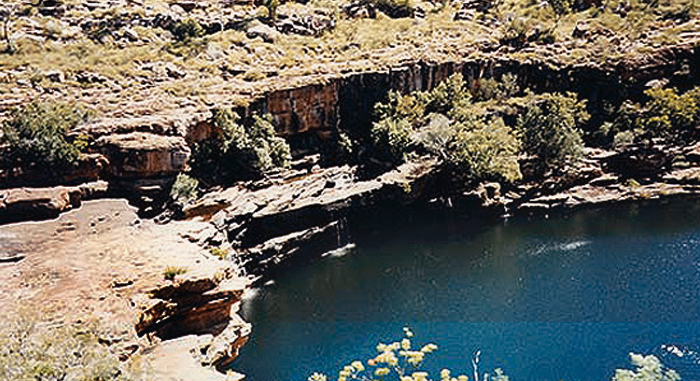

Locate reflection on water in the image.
[233,200,700,381]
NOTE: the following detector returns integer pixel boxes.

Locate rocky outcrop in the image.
[181,157,440,279]
[94,132,190,179]
[135,269,251,373]
[0,181,109,224]
[236,44,700,156]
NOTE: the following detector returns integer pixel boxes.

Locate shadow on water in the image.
[233,199,700,381]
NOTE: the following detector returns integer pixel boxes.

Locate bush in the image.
[475,74,520,102]
[371,74,521,182]
[1,101,90,176]
[190,109,291,184]
[163,266,188,281]
[448,118,522,182]
[308,330,679,381]
[308,328,506,381]
[612,353,680,381]
[0,315,128,381]
[170,173,199,204]
[371,116,415,164]
[517,92,588,172]
[637,87,700,141]
[172,18,205,42]
[370,0,417,18]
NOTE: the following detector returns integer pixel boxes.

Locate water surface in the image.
[233,200,700,380]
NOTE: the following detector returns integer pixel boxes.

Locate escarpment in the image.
[3,44,700,380]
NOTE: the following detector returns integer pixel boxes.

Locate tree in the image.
[517,92,588,172]
[189,109,291,184]
[1,101,90,177]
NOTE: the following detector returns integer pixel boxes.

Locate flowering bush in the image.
[308,327,504,381]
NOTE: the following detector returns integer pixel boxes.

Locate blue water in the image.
[232,201,700,380]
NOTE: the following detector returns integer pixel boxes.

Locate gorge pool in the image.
[232,200,700,381]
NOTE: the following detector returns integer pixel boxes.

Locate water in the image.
[232,200,700,380]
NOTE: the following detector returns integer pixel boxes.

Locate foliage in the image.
[209,247,230,260]
[517,92,588,171]
[170,173,199,204]
[371,116,415,164]
[637,87,700,140]
[265,0,281,20]
[475,74,520,102]
[1,101,91,176]
[606,86,700,146]
[190,109,291,184]
[0,315,128,381]
[308,327,507,381]
[172,19,205,43]
[448,118,522,182]
[612,353,681,381]
[370,0,417,18]
[425,73,471,116]
[372,74,521,182]
[163,266,188,281]
[548,0,573,16]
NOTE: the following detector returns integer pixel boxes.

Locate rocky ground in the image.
[0,199,249,380]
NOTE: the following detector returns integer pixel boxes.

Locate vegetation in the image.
[370,74,594,182]
[0,313,129,381]
[190,109,291,185]
[308,327,505,381]
[163,266,188,281]
[170,173,199,205]
[309,329,679,381]
[517,92,588,172]
[612,353,680,381]
[1,101,90,177]
[209,246,230,260]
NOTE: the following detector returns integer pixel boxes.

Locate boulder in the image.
[95,132,190,179]
[0,186,81,223]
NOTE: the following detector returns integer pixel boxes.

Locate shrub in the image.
[1,101,91,176]
[425,73,471,116]
[0,315,128,381]
[371,74,521,182]
[637,87,700,140]
[170,173,199,204]
[172,18,205,42]
[475,74,520,102]
[163,266,188,281]
[371,116,414,164]
[448,118,522,182]
[308,327,505,381]
[209,247,230,260]
[517,92,588,172]
[371,0,417,18]
[612,353,680,381]
[190,109,291,184]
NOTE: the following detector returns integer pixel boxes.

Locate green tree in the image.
[517,92,588,172]
[190,109,291,184]
[1,101,90,177]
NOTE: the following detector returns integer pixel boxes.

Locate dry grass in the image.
[0,0,697,117]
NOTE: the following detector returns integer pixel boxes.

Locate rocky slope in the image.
[0,199,250,380]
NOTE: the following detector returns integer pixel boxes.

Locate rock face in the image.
[182,157,440,279]
[0,181,109,224]
[95,132,190,179]
[240,44,700,155]
[135,270,251,372]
